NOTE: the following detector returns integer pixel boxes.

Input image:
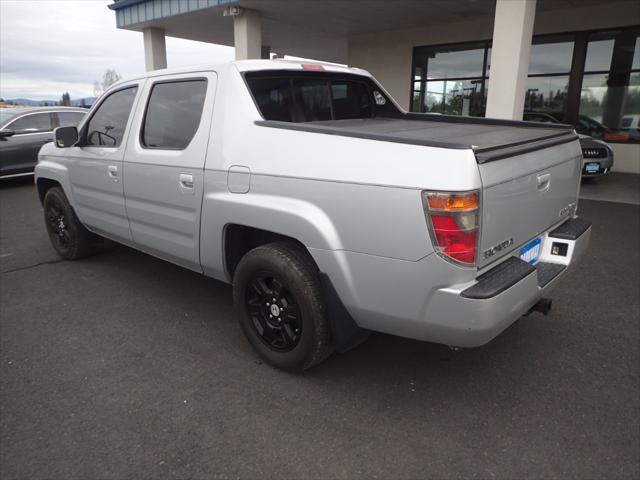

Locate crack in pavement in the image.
[1,259,64,274]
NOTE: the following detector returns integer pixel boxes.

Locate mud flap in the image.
[318,272,370,353]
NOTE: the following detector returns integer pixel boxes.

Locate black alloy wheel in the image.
[43,187,97,260]
[46,196,71,253]
[245,272,302,352]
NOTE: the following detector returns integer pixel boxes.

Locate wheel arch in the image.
[35,158,72,206]
[36,177,62,205]
[223,224,308,280]
[199,191,343,281]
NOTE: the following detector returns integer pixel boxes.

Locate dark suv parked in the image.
[0,107,86,178]
[523,112,614,177]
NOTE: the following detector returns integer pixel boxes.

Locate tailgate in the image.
[477,139,582,269]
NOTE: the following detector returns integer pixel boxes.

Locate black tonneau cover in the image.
[255,113,578,164]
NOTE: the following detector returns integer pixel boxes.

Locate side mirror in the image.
[0,129,15,139]
[54,126,78,148]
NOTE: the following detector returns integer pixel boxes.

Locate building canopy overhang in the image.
[108,0,608,61]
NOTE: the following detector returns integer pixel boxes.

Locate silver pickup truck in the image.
[35,60,591,371]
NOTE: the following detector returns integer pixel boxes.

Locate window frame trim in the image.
[138,77,209,151]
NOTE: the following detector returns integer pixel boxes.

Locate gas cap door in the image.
[227,165,251,194]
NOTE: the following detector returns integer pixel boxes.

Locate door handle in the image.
[108,165,119,183]
[536,173,551,192]
[179,173,194,189]
[179,174,195,195]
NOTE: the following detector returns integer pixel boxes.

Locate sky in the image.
[0,0,235,101]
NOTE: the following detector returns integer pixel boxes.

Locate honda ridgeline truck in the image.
[35,60,591,371]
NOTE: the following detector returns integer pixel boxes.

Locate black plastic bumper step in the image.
[535,262,566,288]
[549,217,591,240]
[461,257,535,300]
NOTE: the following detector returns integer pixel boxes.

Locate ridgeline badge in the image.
[483,238,514,259]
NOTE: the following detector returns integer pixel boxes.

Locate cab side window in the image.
[8,113,53,134]
[85,87,138,147]
[142,80,207,150]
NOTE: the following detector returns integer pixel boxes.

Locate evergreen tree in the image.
[60,92,71,106]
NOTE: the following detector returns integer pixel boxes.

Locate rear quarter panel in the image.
[199,67,482,280]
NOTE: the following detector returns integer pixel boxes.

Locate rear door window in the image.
[142,79,207,150]
[86,86,138,147]
[8,113,53,134]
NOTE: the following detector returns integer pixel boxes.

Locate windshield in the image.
[0,109,21,127]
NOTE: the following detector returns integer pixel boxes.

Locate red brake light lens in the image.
[301,64,325,71]
[423,191,480,266]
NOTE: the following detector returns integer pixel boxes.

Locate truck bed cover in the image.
[255,114,578,163]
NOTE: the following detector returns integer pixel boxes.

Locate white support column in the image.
[143,27,167,72]
[485,0,537,120]
[233,9,262,60]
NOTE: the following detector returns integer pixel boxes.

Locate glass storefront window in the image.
[525,76,570,113]
[412,42,488,115]
[579,30,640,142]
[418,44,485,79]
[585,38,615,72]
[411,28,639,142]
[422,79,486,116]
[529,39,574,75]
[580,72,640,140]
[442,79,485,116]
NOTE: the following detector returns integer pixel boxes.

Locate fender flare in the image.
[35,159,73,206]
[199,191,344,281]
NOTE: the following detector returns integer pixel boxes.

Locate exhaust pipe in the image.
[528,297,552,316]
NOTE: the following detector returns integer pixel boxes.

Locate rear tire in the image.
[233,242,333,372]
[43,187,97,260]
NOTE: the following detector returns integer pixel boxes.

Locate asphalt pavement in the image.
[1,177,638,479]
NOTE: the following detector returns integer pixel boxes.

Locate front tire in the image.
[233,242,333,372]
[43,187,96,260]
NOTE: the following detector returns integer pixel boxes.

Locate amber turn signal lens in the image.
[425,192,479,212]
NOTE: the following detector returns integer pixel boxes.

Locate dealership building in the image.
[109,0,640,173]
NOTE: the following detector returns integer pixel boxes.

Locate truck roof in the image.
[108,59,369,89]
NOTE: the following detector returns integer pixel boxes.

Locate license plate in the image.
[519,237,542,265]
[585,162,600,174]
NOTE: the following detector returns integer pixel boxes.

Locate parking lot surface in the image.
[1,178,639,480]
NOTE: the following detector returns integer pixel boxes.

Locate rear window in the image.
[246,72,396,122]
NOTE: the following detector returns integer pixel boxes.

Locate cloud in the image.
[0,0,234,100]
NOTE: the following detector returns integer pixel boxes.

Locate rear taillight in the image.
[423,191,480,266]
